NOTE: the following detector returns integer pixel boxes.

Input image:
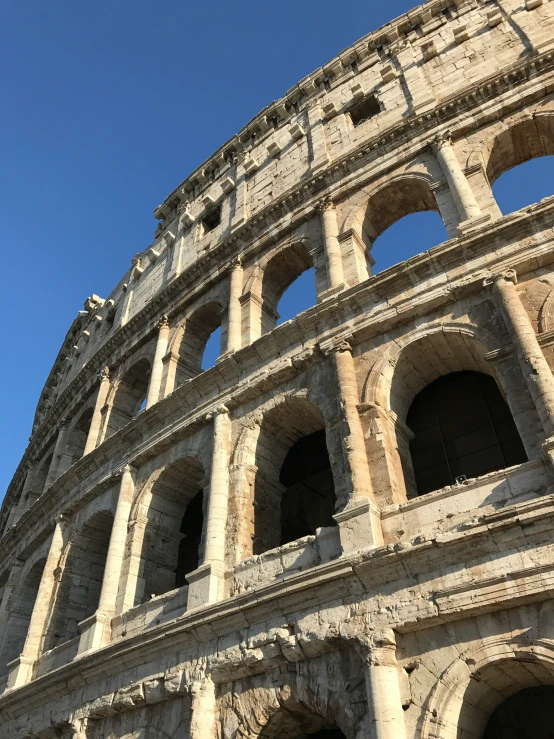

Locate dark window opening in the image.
[175,489,204,587]
[483,686,554,739]
[202,206,221,233]
[407,371,527,496]
[279,430,336,546]
[349,95,381,126]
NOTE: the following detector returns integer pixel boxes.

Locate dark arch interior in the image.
[175,489,204,587]
[407,371,527,495]
[64,406,94,467]
[279,429,336,546]
[292,731,345,739]
[482,686,554,738]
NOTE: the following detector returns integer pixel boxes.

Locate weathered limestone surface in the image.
[3,0,554,736]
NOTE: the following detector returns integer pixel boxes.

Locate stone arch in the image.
[26,445,55,504]
[220,679,354,739]
[242,238,320,342]
[342,172,452,273]
[43,509,114,651]
[0,557,46,672]
[167,299,224,388]
[62,404,94,470]
[105,357,151,438]
[420,637,554,739]
[362,324,527,500]
[242,390,338,556]
[131,455,205,603]
[475,112,554,188]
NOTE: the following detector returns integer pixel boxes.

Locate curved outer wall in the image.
[2,0,554,737]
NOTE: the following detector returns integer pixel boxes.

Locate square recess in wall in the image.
[348,95,382,126]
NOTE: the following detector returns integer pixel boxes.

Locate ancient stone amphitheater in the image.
[4,0,554,736]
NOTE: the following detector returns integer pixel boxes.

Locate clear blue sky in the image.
[1,1,553,501]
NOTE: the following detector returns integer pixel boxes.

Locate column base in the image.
[186,562,227,610]
[6,655,35,691]
[76,610,112,657]
[317,283,349,303]
[333,497,383,554]
[456,213,492,236]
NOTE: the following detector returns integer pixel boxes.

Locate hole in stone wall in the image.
[370,210,448,273]
[349,95,381,126]
[202,205,221,233]
[407,371,527,495]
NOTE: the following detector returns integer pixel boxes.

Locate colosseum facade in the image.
[2,0,554,736]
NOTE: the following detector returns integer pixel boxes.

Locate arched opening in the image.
[407,371,527,495]
[0,558,45,672]
[485,116,554,215]
[252,398,336,556]
[453,653,554,739]
[360,177,448,274]
[492,155,554,216]
[139,456,204,602]
[370,210,448,273]
[261,242,315,334]
[106,358,151,438]
[175,302,223,383]
[25,449,54,505]
[63,407,94,468]
[482,686,554,738]
[259,707,346,738]
[44,510,113,650]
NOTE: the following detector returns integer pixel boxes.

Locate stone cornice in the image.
[153,0,539,221]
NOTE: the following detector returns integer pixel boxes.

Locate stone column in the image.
[486,270,554,437]
[43,421,69,491]
[318,198,346,296]
[77,465,135,654]
[146,316,170,409]
[327,341,383,551]
[432,133,485,230]
[83,367,111,455]
[7,517,65,690]
[187,406,231,609]
[226,259,243,354]
[357,630,407,739]
[190,679,217,738]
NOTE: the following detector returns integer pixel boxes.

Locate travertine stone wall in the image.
[3,0,554,736]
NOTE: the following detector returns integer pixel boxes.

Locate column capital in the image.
[354,628,398,667]
[483,268,518,289]
[98,366,110,382]
[157,314,170,331]
[430,130,452,153]
[229,256,242,270]
[317,196,335,213]
[206,404,230,422]
[323,338,353,356]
